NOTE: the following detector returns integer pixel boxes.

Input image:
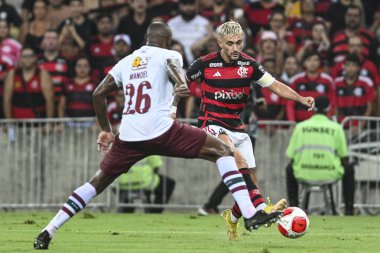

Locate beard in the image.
[346,22,360,30]
[181,11,196,21]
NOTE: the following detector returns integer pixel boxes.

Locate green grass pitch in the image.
[1,212,379,253]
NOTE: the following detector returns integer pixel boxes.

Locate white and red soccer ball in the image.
[277,207,310,239]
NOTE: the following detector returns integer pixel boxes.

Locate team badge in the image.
[132,56,149,70]
[237,66,248,78]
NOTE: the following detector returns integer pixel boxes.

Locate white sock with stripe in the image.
[43,183,97,236]
[216,156,256,218]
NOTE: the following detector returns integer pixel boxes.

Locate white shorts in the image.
[202,125,256,168]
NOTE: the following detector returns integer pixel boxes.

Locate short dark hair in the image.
[315,96,330,113]
[345,53,361,66]
[346,4,361,15]
[269,10,286,22]
[96,13,113,23]
[302,50,320,64]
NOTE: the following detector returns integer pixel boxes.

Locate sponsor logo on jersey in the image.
[190,70,202,80]
[237,66,248,78]
[209,62,223,67]
[132,56,149,70]
[237,61,250,66]
[213,71,221,77]
[215,89,244,100]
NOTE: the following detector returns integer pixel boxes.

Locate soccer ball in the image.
[277,207,309,239]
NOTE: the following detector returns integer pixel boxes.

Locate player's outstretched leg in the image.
[34,170,118,249]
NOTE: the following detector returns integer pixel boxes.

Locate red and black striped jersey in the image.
[286,72,335,122]
[107,101,123,127]
[38,55,68,101]
[88,35,114,81]
[334,76,375,123]
[331,29,375,63]
[330,59,380,86]
[186,51,273,131]
[0,60,11,118]
[289,17,325,45]
[254,85,285,120]
[63,79,96,117]
[11,68,46,119]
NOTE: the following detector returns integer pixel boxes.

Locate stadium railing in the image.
[340,116,380,215]
[1,117,379,215]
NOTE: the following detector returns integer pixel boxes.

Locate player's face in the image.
[219,34,243,62]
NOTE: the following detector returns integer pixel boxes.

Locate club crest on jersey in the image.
[237,66,248,78]
[132,56,149,70]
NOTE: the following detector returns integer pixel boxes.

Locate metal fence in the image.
[1,117,379,215]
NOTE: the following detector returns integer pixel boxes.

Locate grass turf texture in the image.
[1,212,379,253]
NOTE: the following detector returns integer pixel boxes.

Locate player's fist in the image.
[300,96,315,111]
[173,83,189,98]
[97,131,115,154]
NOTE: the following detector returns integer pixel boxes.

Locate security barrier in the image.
[1,117,379,215]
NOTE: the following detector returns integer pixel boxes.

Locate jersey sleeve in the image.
[252,61,275,87]
[108,59,124,87]
[185,58,204,83]
[165,50,183,68]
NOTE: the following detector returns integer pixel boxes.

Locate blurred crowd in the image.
[1,0,380,128]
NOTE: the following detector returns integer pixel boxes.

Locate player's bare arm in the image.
[267,80,315,111]
[167,58,189,118]
[93,74,119,153]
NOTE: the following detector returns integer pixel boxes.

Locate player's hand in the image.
[173,83,189,98]
[300,96,315,111]
[97,131,115,154]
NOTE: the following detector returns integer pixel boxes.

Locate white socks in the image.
[43,183,97,236]
[216,156,256,219]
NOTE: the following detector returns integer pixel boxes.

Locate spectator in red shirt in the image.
[107,88,124,132]
[334,54,375,125]
[287,50,335,122]
[296,22,330,67]
[289,0,325,45]
[243,0,284,38]
[267,10,296,55]
[38,29,68,117]
[331,4,378,64]
[89,13,115,83]
[3,46,54,119]
[60,56,96,119]
[330,36,380,87]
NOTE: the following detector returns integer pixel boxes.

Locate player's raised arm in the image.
[93,74,119,153]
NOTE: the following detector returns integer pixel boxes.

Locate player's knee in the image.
[217,142,234,157]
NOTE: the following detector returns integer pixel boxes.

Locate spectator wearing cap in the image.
[117,0,151,51]
[243,0,284,38]
[334,54,375,125]
[286,96,355,215]
[287,50,335,122]
[168,0,211,63]
[256,31,283,75]
[88,13,115,83]
[101,33,132,81]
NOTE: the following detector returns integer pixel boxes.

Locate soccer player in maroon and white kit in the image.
[34,22,283,250]
[185,20,314,240]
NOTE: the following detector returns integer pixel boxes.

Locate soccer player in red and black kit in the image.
[183,21,315,240]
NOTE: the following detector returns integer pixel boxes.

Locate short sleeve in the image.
[108,59,124,87]
[252,61,275,87]
[185,58,204,82]
[165,50,183,68]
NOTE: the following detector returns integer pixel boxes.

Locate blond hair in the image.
[218,20,243,37]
